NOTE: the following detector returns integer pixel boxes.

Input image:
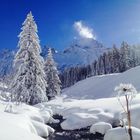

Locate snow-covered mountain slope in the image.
[62,66,140,99]
[42,38,107,70]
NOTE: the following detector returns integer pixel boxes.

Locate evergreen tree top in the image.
[17,12,41,55]
[48,48,53,59]
[21,11,37,32]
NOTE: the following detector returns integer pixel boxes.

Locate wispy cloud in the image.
[74,21,96,40]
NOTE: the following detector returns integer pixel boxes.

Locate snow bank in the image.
[45,93,140,130]
[90,122,112,135]
[0,112,46,140]
[104,127,140,140]
[122,104,140,129]
[31,120,54,137]
[60,110,114,130]
[63,66,140,99]
[0,118,44,140]
[0,80,57,140]
[0,101,55,140]
[0,112,37,134]
[46,97,120,129]
[61,113,99,130]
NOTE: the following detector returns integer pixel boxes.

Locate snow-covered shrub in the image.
[115,83,137,140]
[115,83,137,98]
[4,101,14,113]
[61,113,99,130]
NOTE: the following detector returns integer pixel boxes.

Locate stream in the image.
[47,115,104,140]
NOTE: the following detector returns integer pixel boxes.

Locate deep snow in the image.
[41,66,140,139]
[1,66,140,139]
[43,94,140,130]
[104,127,140,140]
[63,66,140,99]
[0,100,56,140]
[90,122,112,135]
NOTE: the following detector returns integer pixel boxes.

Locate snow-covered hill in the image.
[63,66,140,99]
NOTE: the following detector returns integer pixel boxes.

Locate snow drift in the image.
[63,66,140,99]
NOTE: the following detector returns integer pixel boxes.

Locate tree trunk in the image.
[125,95,133,140]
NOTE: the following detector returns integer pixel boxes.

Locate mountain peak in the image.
[71,38,103,49]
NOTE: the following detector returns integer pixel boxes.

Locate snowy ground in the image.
[42,94,140,129]
[39,66,140,139]
[0,100,55,140]
[38,94,140,139]
[104,126,140,140]
[1,66,140,139]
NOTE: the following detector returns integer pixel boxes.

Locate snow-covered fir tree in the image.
[120,42,131,71]
[44,48,61,100]
[10,12,47,105]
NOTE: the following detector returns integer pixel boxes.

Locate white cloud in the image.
[74,21,96,40]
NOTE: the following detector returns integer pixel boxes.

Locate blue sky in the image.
[0,0,140,50]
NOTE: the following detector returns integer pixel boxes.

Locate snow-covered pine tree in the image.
[10,12,47,105]
[120,41,131,72]
[112,45,121,73]
[44,48,61,100]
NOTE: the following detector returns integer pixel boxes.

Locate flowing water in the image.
[46,115,104,140]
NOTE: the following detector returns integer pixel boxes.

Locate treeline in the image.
[60,42,140,88]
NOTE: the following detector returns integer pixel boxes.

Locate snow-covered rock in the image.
[104,127,140,140]
[45,92,140,130]
[90,122,112,135]
[61,113,99,130]
[31,120,54,137]
[59,104,114,130]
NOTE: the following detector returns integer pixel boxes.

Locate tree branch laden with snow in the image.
[9,12,47,105]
